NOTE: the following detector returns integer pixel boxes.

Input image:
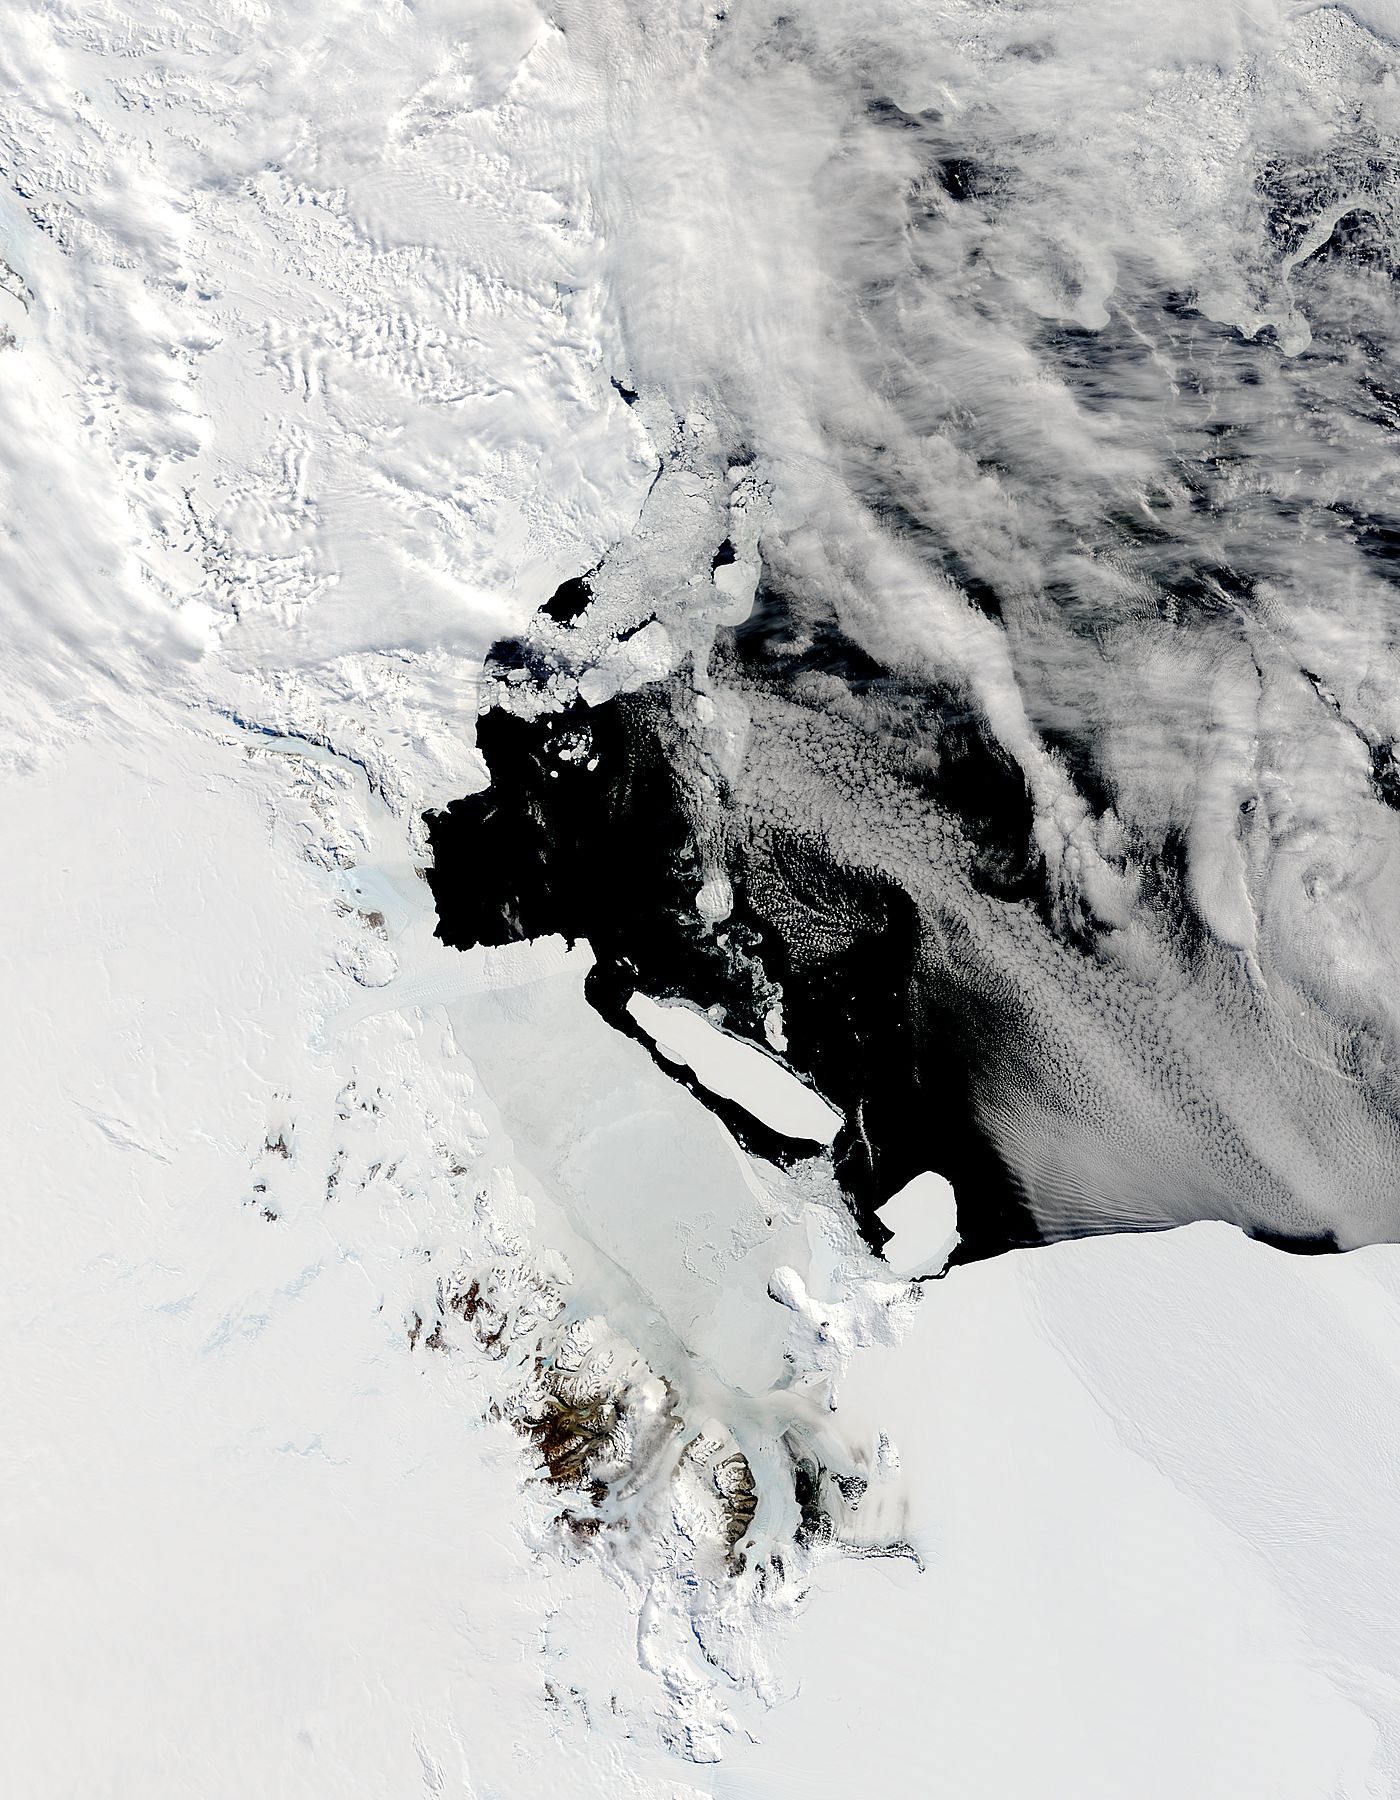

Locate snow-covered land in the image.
[5,0,1400,1793]
[10,721,1400,1797]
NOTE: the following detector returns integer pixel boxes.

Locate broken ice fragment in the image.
[876,1171,960,1279]
[626,992,842,1144]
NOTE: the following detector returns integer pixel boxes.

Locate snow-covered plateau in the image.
[6,0,1400,1794]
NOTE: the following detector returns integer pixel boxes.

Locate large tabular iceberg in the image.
[5,0,1400,1792]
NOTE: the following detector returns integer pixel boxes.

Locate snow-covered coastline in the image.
[6,709,1398,1794]
[6,0,1400,1790]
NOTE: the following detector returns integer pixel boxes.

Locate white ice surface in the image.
[876,1170,961,1279]
[8,720,1400,1794]
[627,992,843,1145]
[5,0,1400,1790]
[1,722,706,1800]
[717,1225,1400,1800]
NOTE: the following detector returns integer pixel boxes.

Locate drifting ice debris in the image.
[626,991,842,1144]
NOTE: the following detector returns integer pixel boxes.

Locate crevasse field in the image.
[7,2,1400,1795]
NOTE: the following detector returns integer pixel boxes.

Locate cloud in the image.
[525,0,1400,1244]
